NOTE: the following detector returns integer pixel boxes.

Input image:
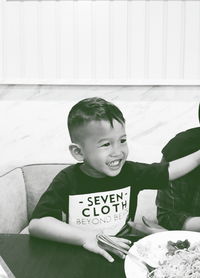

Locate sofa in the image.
[0,163,158,234]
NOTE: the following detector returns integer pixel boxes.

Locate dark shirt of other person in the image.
[156,127,200,230]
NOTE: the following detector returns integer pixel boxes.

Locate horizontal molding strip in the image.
[1,79,200,86]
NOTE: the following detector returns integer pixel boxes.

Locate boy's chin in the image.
[82,164,122,178]
[105,168,122,177]
[90,169,121,178]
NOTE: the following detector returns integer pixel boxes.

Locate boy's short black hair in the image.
[68,97,125,141]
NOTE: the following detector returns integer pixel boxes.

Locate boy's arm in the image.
[29,217,89,245]
[29,217,131,262]
[29,217,113,262]
[168,150,200,181]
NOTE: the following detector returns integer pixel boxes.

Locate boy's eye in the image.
[100,142,110,147]
[121,138,127,143]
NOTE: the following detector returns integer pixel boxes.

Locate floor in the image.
[0,85,200,175]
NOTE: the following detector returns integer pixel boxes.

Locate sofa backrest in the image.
[22,163,70,220]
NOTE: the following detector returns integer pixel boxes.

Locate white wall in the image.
[1,85,200,175]
[0,0,200,85]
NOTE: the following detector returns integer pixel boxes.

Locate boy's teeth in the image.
[109,160,120,166]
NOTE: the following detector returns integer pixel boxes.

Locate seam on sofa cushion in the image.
[21,166,29,225]
[0,166,24,178]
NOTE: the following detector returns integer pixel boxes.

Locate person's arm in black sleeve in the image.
[157,126,200,231]
[162,128,200,181]
[132,149,200,191]
[156,177,191,230]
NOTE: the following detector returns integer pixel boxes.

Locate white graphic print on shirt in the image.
[68,186,130,235]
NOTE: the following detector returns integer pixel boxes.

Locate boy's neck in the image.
[80,163,107,179]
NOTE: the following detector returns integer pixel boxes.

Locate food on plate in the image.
[148,240,200,278]
[167,239,190,255]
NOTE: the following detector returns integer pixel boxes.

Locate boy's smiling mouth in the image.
[107,159,123,169]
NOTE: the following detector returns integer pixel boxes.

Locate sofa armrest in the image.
[0,168,28,233]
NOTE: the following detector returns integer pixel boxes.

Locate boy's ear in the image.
[69,143,84,162]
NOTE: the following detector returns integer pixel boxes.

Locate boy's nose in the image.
[110,145,122,157]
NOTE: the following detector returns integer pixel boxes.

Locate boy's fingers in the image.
[115,237,132,244]
[115,238,132,246]
[111,249,126,260]
[98,248,114,263]
[111,237,132,250]
[116,242,131,250]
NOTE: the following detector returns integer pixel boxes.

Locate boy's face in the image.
[77,119,128,178]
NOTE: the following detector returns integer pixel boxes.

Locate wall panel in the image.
[0,0,200,85]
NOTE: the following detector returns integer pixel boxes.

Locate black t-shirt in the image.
[162,127,200,161]
[162,127,200,183]
[31,160,169,235]
[156,127,200,230]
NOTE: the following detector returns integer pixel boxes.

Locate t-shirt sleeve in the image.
[31,171,68,221]
[162,128,200,162]
[129,161,169,190]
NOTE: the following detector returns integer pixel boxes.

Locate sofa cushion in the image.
[0,168,28,233]
[22,164,69,219]
[20,226,29,234]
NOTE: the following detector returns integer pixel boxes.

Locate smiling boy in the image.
[69,119,127,178]
[29,97,200,263]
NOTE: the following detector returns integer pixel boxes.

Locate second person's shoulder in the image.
[162,127,200,161]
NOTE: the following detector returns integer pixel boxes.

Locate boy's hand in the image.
[127,218,167,236]
[98,235,132,260]
[82,231,131,262]
[82,232,114,262]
